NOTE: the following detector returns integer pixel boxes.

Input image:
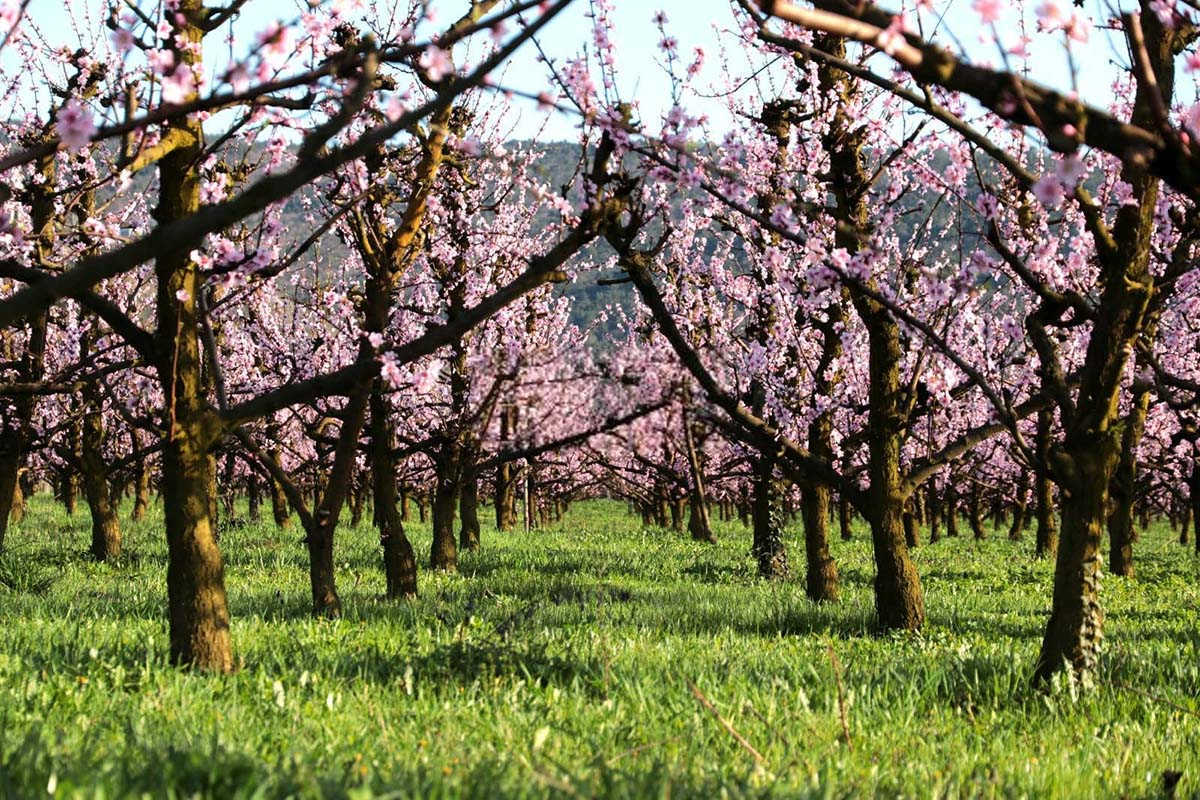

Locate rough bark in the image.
[430,464,459,571]
[1033,4,1172,684]
[80,350,121,561]
[155,4,232,671]
[269,451,291,529]
[460,464,481,551]
[370,382,417,599]
[1008,471,1030,541]
[495,404,519,530]
[1035,409,1059,559]
[751,456,789,579]
[1107,383,1150,577]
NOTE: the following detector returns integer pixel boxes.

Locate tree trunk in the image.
[431,465,459,571]
[495,405,519,531]
[669,496,684,532]
[681,398,715,543]
[62,470,78,516]
[81,368,121,561]
[688,491,716,543]
[1035,409,1059,558]
[839,493,852,540]
[969,489,986,540]
[1107,385,1150,577]
[927,486,941,543]
[161,427,232,672]
[154,12,233,670]
[1033,450,1108,684]
[801,480,838,602]
[945,485,959,537]
[460,465,481,551]
[349,475,365,528]
[370,383,417,599]
[1008,471,1030,541]
[903,505,919,548]
[132,453,151,522]
[269,450,291,529]
[1033,3,1175,685]
[1190,463,1200,554]
[247,475,261,521]
[751,455,789,579]
[860,306,924,631]
[1179,500,1190,546]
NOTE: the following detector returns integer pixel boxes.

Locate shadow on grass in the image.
[1,733,777,800]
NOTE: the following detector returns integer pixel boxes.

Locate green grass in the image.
[1,495,1198,799]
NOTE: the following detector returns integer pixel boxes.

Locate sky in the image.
[16,0,1160,144]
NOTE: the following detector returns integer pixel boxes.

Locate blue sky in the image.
[18,0,1153,142]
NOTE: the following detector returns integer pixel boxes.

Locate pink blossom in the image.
[379,352,403,390]
[1035,0,1069,32]
[161,64,196,104]
[420,46,453,81]
[972,0,1005,24]
[876,16,907,56]
[1182,103,1200,139]
[1149,0,1177,26]
[148,48,174,75]
[111,27,135,54]
[55,100,95,152]
[1031,174,1065,208]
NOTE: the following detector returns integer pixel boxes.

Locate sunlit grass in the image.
[1,495,1197,798]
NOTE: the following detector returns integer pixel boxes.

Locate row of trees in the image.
[1,0,1198,690]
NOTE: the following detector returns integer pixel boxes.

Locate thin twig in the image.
[687,680,766,764]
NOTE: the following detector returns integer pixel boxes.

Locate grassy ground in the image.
[0,495,1197,799]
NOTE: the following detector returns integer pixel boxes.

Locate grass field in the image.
[0,495,1197,799]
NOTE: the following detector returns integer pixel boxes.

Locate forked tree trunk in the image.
[304,386,370,619]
